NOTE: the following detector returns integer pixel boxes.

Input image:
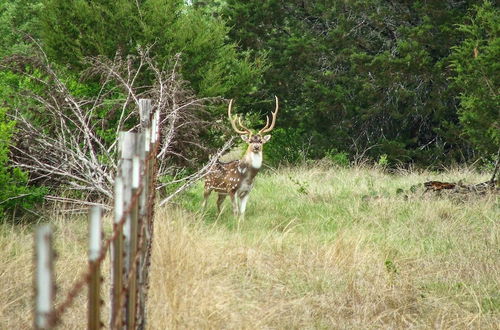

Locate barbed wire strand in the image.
[45,128,160,328]
[47,184,144,327]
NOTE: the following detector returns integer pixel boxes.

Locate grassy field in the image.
[2,164,499,328]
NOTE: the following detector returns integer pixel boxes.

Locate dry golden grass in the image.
[148,165,499,329]
[1,165,499,329]
[146,206,499,329]
[0,213,112,329]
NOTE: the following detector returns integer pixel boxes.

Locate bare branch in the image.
[5,44,222,209]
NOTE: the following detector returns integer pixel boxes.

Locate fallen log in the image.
[423,180,498,195]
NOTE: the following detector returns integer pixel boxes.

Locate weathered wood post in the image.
[35,225,55,330]
[88,206,102,330]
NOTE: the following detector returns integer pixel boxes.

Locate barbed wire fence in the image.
[34,99,159,330]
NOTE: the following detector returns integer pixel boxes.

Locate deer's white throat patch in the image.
[250,152,262,169]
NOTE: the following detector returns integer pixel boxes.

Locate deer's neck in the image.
[243,150,263,170]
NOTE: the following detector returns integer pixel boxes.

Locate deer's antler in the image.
[258,96,279,135]
[228,99,252,135]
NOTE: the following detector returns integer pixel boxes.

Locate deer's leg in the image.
[216,193,227,214]
[238,193,249,221]
[202,188,212,212]
[229,191,239,217]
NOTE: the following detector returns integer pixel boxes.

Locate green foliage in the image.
[223,0,486,165]
[449,1,499,157]
[378,154,390,168]
[1,0,498,183]
[40,0,264,100]
[0,108,46,219]
[40,0,143,67]
[0,0,42,57]
[325,149,350,167]
[264,127,306,165]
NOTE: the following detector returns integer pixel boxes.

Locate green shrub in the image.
[0,108,46,220]
[325,148,350,167]
[378,154,389,168]
[264,127,307,166]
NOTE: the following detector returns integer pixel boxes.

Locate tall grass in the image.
[0,213,112,329]
[149,164,499,328]
[1,164,499,328]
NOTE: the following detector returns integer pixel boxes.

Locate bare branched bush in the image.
[2,45,230,207]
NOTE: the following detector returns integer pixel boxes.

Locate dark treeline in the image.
[219,0,498,165]
[0,0,498,214]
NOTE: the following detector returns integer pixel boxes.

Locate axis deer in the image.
[203,96,279,219]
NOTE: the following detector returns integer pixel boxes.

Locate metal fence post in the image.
[110,176,124,328]
[127,137,141,329]
[35,225,55,330]
[119,131,137,329]
[88,206,102,330]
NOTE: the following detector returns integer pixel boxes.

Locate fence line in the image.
[34,99,159,329]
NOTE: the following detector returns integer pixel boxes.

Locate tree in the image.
[223,0,483,165]
[40,0,264,100]
[449,1,499,157]
[4,47,232,207]
[0,0,42,57]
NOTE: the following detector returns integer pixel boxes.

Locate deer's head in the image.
[228,96,279,154]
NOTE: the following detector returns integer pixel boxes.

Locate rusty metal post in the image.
[119,131,136,329]
[88,206,102,330]
[127,138,141,329]
[137,130,150,330]
[110,176,124,328]
[35,224,55,330]
[139,110,160,330]
[137,104,157,330]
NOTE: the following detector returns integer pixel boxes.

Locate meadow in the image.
[2,163,499,328]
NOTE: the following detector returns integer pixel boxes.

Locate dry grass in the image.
[1,164,499,329]
[0,213,112,329]
[148,165,500,329]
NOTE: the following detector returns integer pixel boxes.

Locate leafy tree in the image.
[223,0,483,165]
[449,1,499,157]
[0,0,42,57]
[40,0,264,100]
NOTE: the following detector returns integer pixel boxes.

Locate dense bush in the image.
[0,107,46,219]
[449,1,499,158]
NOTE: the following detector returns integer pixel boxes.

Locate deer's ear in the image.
[263,135,271,143]
[241,134,251,143]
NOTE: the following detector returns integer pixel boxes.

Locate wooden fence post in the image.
[110,176,124,328]
[88,206,102,330]
[35,224,55,330]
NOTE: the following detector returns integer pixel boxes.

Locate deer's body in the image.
[203,97,278,219]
